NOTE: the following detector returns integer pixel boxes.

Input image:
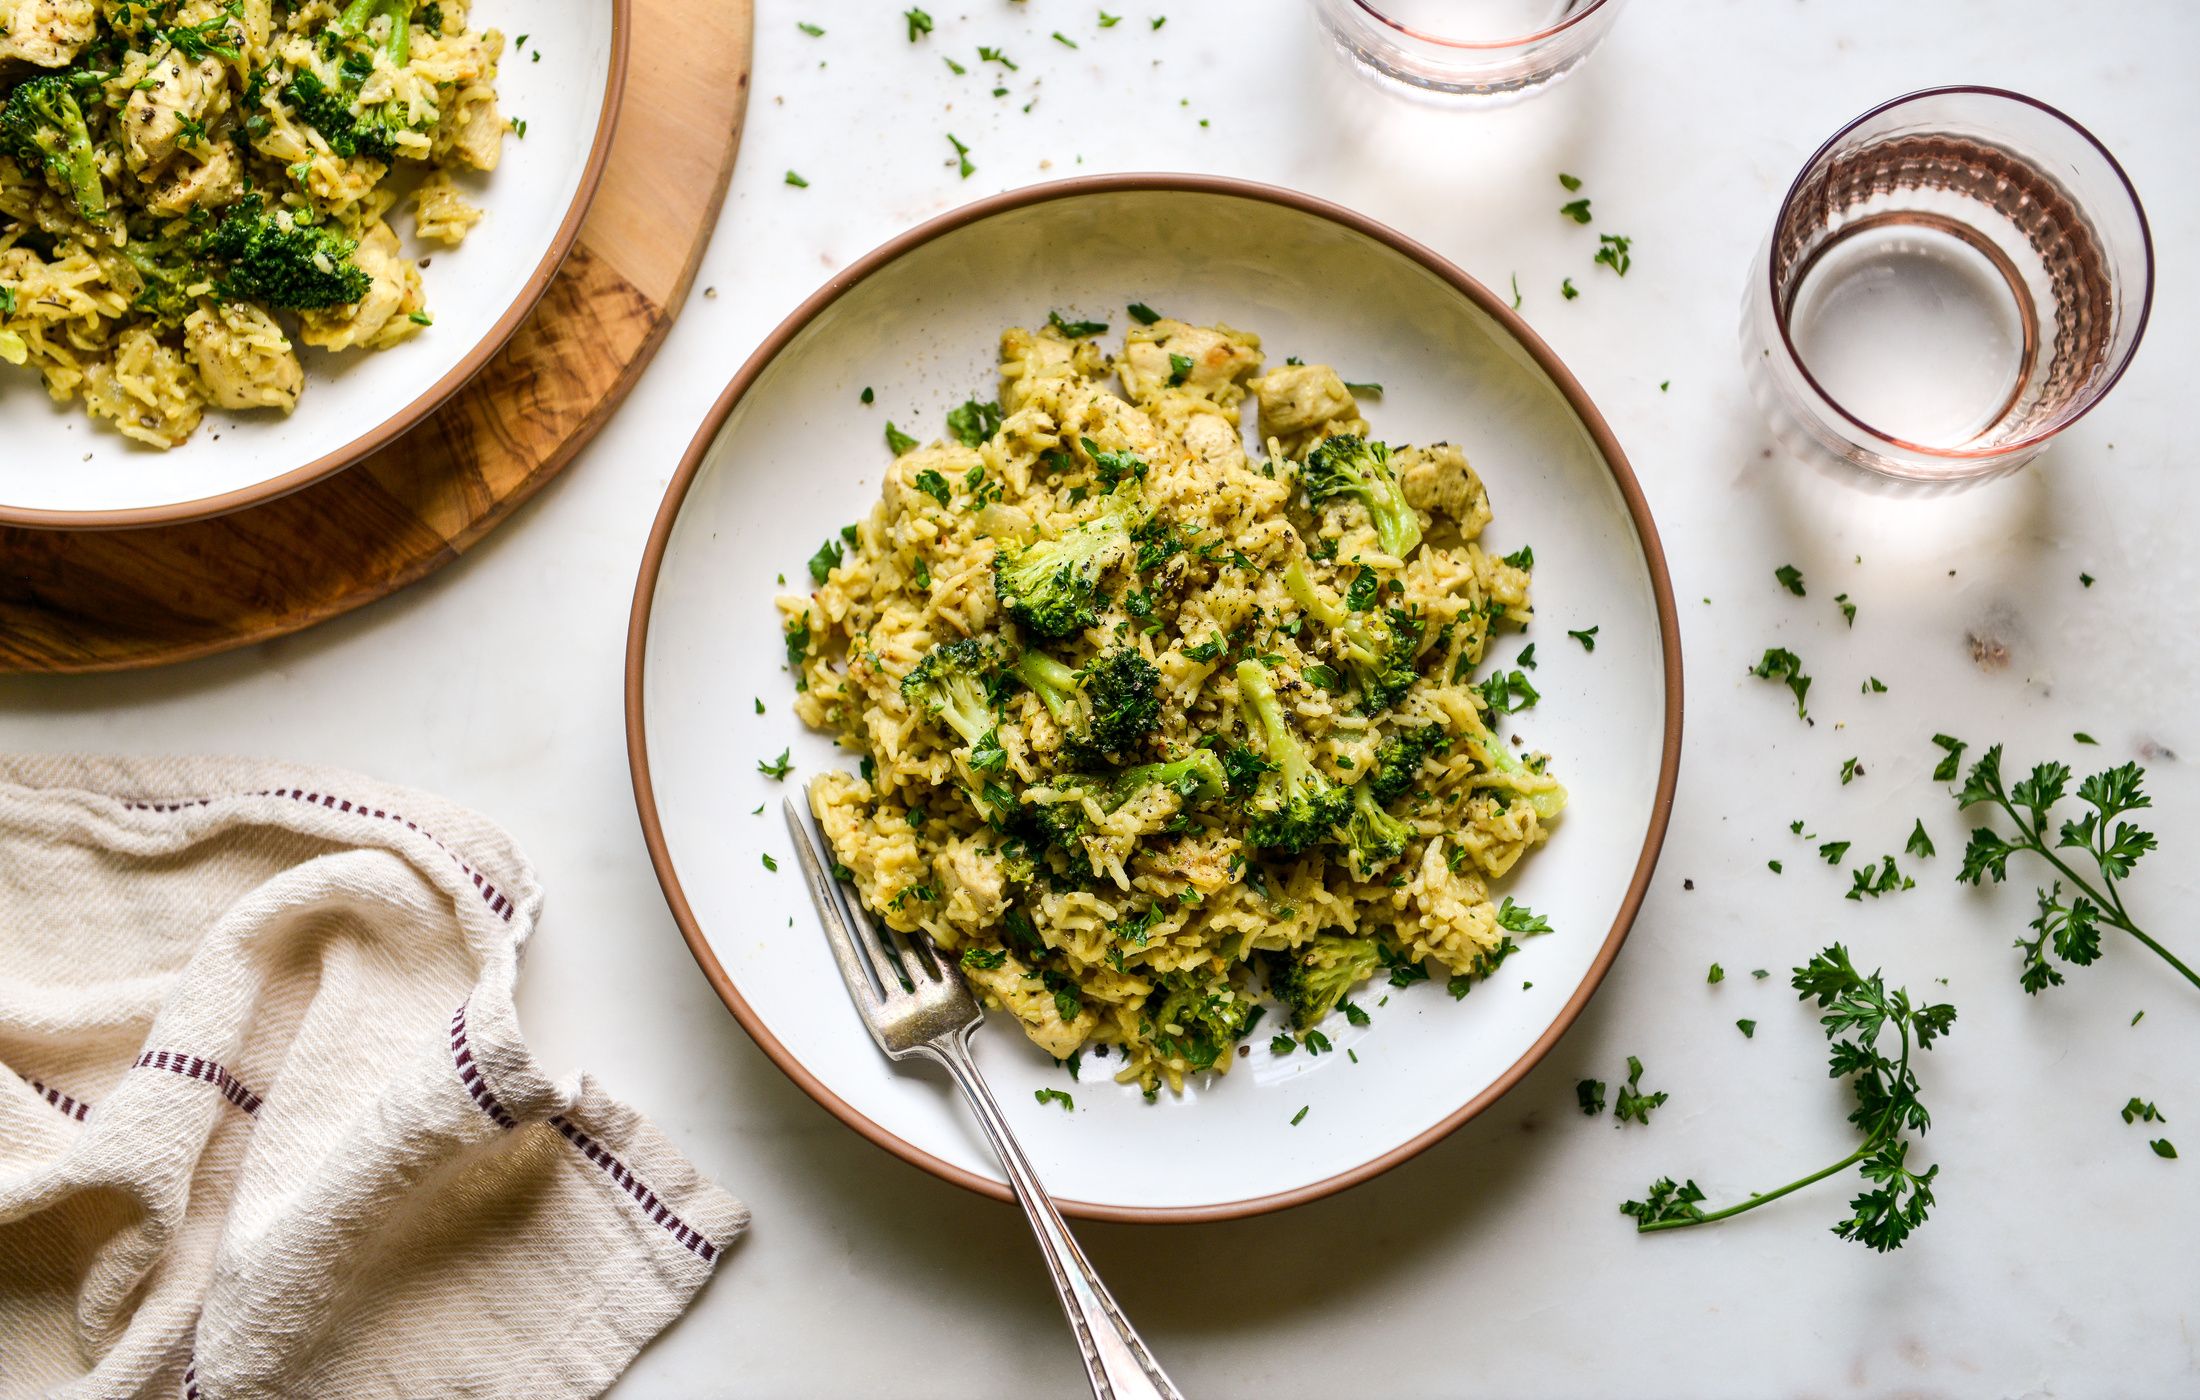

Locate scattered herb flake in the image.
[1751,647,1811,720]
[757,749,793,780]
[1774,563,1806,596]
[1906,820,1935,858]
[1737,1019,1756,1038]
[1567,625,1598,651]
[1560,197,1592,224]
[1034,1087,1074,1110]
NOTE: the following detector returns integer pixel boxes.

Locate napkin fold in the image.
[0,756,745,1400]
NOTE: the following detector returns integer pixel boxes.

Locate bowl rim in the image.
[624,172,1685,1224]
[0,0,634,531]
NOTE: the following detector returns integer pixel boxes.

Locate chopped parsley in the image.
[1594,233,1632,276]
[1052,30,1078,47]
[1559,172,1582,191]
[1576,1078,1606,1115]
[1774,563,1806,596]
[885,421,919,455]
[1567,625,1598,651]
[808,538,842,583]
[1127,301,1161,324]
[1291,1105,1309,1126]
[1706,963,1725,984]
[1048,310,1108,338]
[912,468,951,506]
[1819,840,1851,865]
[760,852,777,871]
[1835,592,1856,626]
[1560,197,1592,224]
[946,132,974,178]
[1931,733,1968,782]
[1736,1019,1756,1038]
[1840,756,1862,785]
[1751,647,1811,720]
[1166,352,1193,386]
[903,7,932,40]
[1906,820,1935,858]
[798,21,824,35]
[1612,1056,1666,1125]
[784,170,809,187]
[1034,1087,1074,1110]
[1561,277,1579,300]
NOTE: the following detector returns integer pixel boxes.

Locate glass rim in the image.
[1767,84,2156,463]
[1343,0,1620,50]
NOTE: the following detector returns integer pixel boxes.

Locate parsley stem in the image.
[1636,1027,1913,1235]
[1632,1143,1875,1233]
[2000,798,2200,993]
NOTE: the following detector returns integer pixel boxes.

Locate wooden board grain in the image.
[0,0,753,674]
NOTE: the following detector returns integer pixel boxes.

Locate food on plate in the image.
[0,0,507,447]
[781,314,1565,1095]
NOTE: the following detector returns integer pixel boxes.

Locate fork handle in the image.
[922,1032,1184,1400]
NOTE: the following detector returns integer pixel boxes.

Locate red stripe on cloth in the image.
[119,788,516,923]
[547,1114,719,1263]
[19,1075,92,1121]
[133,1051,263,1115]
[448,1002,516,1130]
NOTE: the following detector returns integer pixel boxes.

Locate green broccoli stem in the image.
[1282,561,1345,629]
[1633,1034,1913,1235]
[1236,661,1311,787]
[53,96,103,220]
[1014,651,1082,727]
[1988,795,2200,993]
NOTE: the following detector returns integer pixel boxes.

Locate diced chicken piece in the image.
[184,302,303,411]
[1250,362,1357,441]
[879,441,984,517]
[1397,442,1492,536]
[937,835,1008,928]
[963,957,1097,1060]
[123,55,225,174]
[299,221,423,352]
[143,144,242,215]
[1177,410,1248,477]
[445,92,504,172]
[0,0,97,67]
[1118,318,1261,406]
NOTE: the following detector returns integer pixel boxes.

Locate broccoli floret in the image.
[286,0,427,161]
[1,75,106,223]
[1147,972,1258,1071]
[198,194,372,309]
[1283,561,1422,709]
[1337,782,1412,876]
[1031,796,1095,879]
[901,638,1001,749]
[119,242,201,327]
[1298,434,1422,559]
[1081,647,1160,755]
[1234,660,1351,855]
[1462,709,1567,821]
[1110,750,1226,805]
[992,491,1139,638]
[1368,724,1446,804]
[1015,646,1157,764]
[1262,935,1385,1029]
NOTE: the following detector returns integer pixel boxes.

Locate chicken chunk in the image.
[1250,361,1359,443]
[299,221,424,352]
[123,54,225,175]
[936,834,1008,929]
[963,956,1098,1060]
[444,92,504,172]
[185,302,303,412]
[0,0,97,67]
[1397,442,1491,537]
[1118,318,1261,407]
[143,144,242,215]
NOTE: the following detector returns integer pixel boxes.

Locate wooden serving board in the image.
[0,0,753,674]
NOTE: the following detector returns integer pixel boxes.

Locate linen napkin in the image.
[0,755,746,1400]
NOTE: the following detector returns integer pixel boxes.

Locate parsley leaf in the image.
[1751,647,1811,720]
[807,538,843,584]
[1612,1055,1666,1126]
[1048,310,1108,338]
[885,421,919,455]
[1774,563,1805,596]
[1034,1087,1074,1110]
[1567,625,1598,651]
[1560,197,1592,224]
[1126,301,1161,324]
[1623,944,1955,1251]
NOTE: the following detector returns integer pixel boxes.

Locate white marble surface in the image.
[5,2,2196,1395]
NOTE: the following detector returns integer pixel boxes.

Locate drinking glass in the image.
[1743,87,2153,489]
[1308,0,1628,107]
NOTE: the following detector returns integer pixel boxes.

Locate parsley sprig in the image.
[1622,944,1955,1252]
[1953,745,2196,993]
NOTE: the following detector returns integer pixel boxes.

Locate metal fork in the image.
[784,796,1183,1400]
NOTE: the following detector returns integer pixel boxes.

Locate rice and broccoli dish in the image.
[0,0,506,447]
[782,312,1566,1097]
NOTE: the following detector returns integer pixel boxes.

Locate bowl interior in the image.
[640,186,1673,1215]
[0,0,617,521]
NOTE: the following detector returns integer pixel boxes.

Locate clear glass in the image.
[1743,87,2153,489]
[1308,0,1628,107]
